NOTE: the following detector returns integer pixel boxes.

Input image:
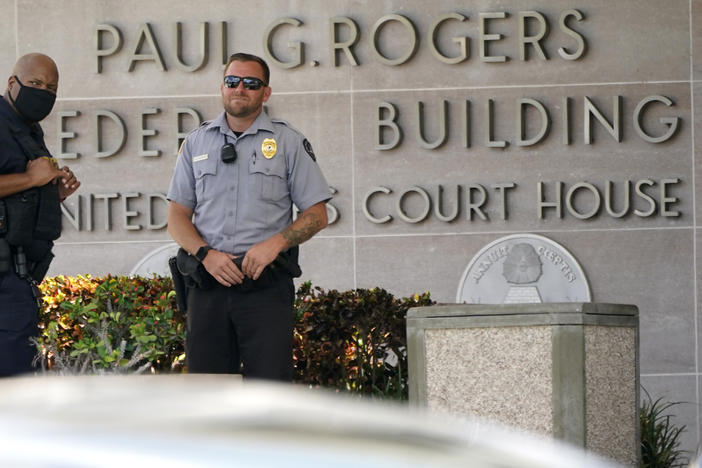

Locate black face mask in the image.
[9,76,56,122]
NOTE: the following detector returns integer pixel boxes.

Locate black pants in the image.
[0,272,38,377]
[186,274,295,381]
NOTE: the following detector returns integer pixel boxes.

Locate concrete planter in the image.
[407,303,639,466]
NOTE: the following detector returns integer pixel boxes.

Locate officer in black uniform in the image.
[0,53,80,376]
[167,53,331,380]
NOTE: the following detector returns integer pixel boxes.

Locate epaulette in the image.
[271,118,303,136]
[177,120,214,156]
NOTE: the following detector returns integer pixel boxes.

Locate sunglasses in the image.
[223,75,267,90]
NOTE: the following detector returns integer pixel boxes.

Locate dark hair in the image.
[224,53,270,85]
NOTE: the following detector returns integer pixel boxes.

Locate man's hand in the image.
[242,236,285,280]
[242,202,329,280]
[202,249,245,287]
[57,166,80,200]
[25,158,61,187]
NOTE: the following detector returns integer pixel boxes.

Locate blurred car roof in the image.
[0,375,619,467]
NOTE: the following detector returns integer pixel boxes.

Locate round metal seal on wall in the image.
[456,234,591,304]
[130,243,180,277]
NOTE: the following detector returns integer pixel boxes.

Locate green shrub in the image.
[640,388,689,467]
[36,276,433,401]
[292,282,433,399]
[37,275,186,374]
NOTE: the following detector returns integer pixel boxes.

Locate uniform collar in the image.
[208,110,275,138]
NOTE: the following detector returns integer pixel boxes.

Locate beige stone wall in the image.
[2,0,700,453]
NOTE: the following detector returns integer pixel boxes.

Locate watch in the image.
[195,245,212,262]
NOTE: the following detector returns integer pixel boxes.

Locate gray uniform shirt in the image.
[167,111,331,254]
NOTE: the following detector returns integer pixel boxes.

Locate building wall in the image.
[2,0,700,455]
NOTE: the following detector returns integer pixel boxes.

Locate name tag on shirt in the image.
[193,154,208,162]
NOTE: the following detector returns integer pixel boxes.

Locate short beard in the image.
[223,98,260,119]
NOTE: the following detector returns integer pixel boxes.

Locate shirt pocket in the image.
[249,155,289,202]
[193,157,219,201]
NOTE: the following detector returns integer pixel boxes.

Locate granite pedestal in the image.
[406,303,639,466]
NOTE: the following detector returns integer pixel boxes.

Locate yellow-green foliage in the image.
[37,276,434,399]
[37,275,185,373]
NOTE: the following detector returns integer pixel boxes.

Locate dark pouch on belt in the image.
[30,249,54,283]
[4,189,39,246]
[0,200,7,236]
[169,256,189,313]
[0,239,11,275]
[176,247,215,290]
[33,184,62,241]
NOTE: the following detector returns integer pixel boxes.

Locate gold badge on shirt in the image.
[262,138,277,159]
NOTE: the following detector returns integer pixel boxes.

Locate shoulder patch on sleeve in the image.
[302,139,316,162]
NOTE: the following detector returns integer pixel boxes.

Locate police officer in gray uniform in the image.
[167,53,330,380]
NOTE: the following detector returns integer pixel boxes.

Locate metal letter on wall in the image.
[219,22,229,67]
[485,99,507,148]
[264,18,304,69]
[122,192,142,230]
[538,181,563,219]
[94,193,119,231]
[435,185,460,222]
[61,195,81,231]
[128,23,167,72]
[147,193,168,230]
[329,17,359,66]
[416,101,448,149]
[139,108,161,157]
[659,178,681,217]
[634,179,656,217]
[376,102,402,150]
[605,180,630,218]
[428,13,469,64]
[558,9,587,60]
[493,182,516,220]
[633,95,679,143]
[562,97,571,145]
[518,11,548,61]
[397,186,431,223]
[463,100,471,148]
[479,12,508,62]
[94,24,122,73]
[516,98,549,146]
[173,22,208,72]
[467,184,489,220]
[57,110,80,159]
[370,14,419,66]
[565,182,600,220]
[364,187,393,224]
[584,96,621,144]
[95,110,126,158]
